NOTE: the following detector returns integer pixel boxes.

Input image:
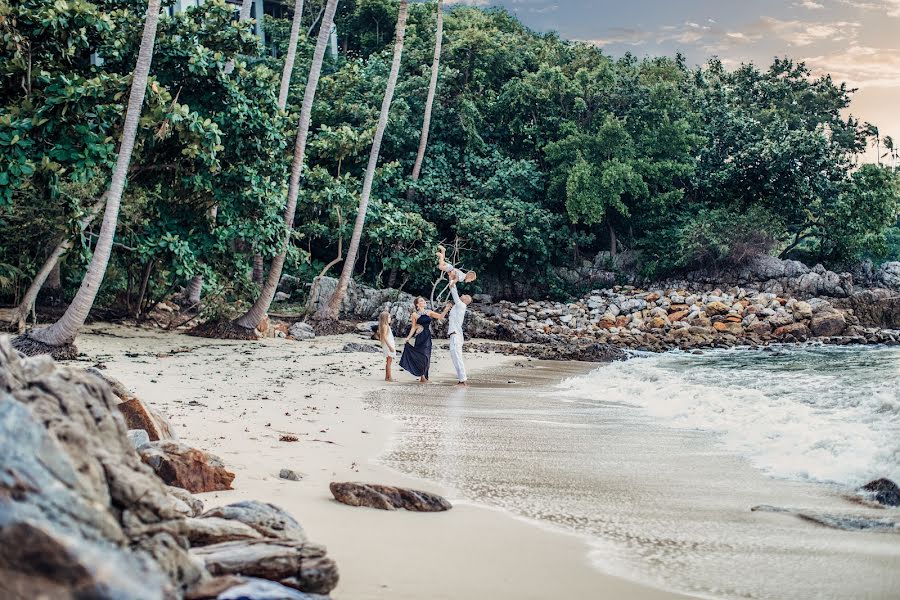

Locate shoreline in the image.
[75,324,691,600]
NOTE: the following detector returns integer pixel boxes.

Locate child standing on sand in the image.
[377,311,397,381]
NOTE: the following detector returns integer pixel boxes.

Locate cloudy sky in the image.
[448,0,899,159]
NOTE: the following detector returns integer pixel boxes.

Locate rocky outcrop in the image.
[859,479,900,507]
[89,368,179,441]
[329,482,452,512]
[0,337,339,599]
[289,322,315,341]
[833,288,900,329]
[139,441,236,494]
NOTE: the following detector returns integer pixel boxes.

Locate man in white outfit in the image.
[446,273,472,386]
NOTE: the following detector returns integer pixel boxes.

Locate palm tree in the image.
[320,0,409,320]
[867,123,881,165]
[883,135,896,171]
[230,0,340,332]
[278,0,306,110]
[408,0,443,196]
[8,196,106,333]
[13,0,164,358]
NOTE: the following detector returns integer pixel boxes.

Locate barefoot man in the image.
[446,272,472,386]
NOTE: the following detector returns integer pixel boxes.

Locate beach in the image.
[77,324,689,600]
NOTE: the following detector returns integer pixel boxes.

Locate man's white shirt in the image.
[448,283,466,336]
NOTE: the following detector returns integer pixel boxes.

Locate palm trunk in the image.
[277,0,305,110]
[321,0,409,320]
[15,0,162,357]
[408,0,442,195]
[232,0,340,330]
[10,195,106,333]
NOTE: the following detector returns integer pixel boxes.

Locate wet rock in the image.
[329,482,452,512]
[773,322,810,341]
[202,501,306,541]
[751,505,899,533]
[289,322,315,341]
[191,539,338,594]
[860,478,900,507]
[139,440,235,493]
[279,469,303,481]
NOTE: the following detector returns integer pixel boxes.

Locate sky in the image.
[446,0,899,161]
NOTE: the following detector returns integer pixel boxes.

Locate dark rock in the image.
[329,482,452,512]
[139,440,235,493]
[860,478,900,507]
[202,501,306,541]
[279,469,303,481]
[339,342,380,353]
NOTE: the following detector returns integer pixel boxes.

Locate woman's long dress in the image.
[399,313,433,379]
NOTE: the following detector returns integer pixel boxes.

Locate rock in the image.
[289,322,315,341]
[185,575,248,600]
[619,298,646,314]
[768,311,794,328]
[214,577,326,600]
[329,482,452,512]
[747,321,772,336]
[355,321,378,334]
[875,262,900,289]
[191,540,338,595]
[859,479,900,507]
[773,323,810,340]
[339,342,380,353]
[669,310,689,322]
[184,517,264,546]
[139,440,235,493]
[202,501,306,541]
[128,428,151,449]
[809,312,846,337]
[713,322,743,335]
[274,292,291,303]
[279,469,303,482]
[473,294,493,304]
[792,301,813,320]
[116,397,178,442]
[705,301,729,316]
[168,486,205,517]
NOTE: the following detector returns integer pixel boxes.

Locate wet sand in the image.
[78,325,690,600]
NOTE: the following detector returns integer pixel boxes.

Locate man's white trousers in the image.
[449,333,467,382]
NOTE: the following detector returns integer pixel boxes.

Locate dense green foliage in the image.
[2,0,898,312]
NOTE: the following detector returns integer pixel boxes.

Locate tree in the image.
[408,0,443,194]
[319,0,409,320]
[230,0,341,332]
[12,0,164,357]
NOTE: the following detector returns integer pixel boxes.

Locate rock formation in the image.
[0,337,338,599]
[330,482,452,512]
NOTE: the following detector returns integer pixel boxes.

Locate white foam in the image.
[558,346,900,487]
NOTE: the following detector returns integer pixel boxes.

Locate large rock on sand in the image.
[202,501,307,541]
[139,440,235,493]
[329,482,452,512]
[88,368,178,441]
[859,479,900,507]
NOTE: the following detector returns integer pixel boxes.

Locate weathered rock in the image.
[339,342,380,353]
[279,469,303,482]
[859,478,900,507]
[329,482,452,512]
[202,501,306,541]
[168,485,205,517]
[773,323,810,340]
[713,321,743,335]
[212,577,327,600]
[128,428,152,449]
[139,440,235,493]
[185,575,248,600]
[289,322,315,341]
[184,517,264,546]
[88,369,178,442]
[191,539,338,594]
[809,312,846,337]
[705,301,730,316]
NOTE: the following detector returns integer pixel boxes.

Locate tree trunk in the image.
[320,0,409,320]
[15,0,162,356]
[185,275,203,305]
[608,220,617,261]
[9,195,106,334]
[407,0,442,197]
[251,253,264,284]
[232,0,341,330]
[277,0,305,110]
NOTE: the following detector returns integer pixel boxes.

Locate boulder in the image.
[139,440,235,493]
[713,322,743,335]
[773,323,810,341]
[875,262,900,290]
[128,428,151,449]
[339,342,380,353]
[279,469,303,482]
[329,482,452,512]
[202,501,307,541]
[289,322,315,341]
[88,369,178,441]
[184,517,264,546]
[705,301,729,316]
[859,478,900,507]
[191,539,338,595]
[809,312,846,337]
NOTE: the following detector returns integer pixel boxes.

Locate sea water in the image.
[377,345,900,599]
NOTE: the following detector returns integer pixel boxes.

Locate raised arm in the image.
[427,309,445,320]
[449,280,462,304]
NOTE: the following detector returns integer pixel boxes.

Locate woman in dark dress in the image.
[399,296,447,383]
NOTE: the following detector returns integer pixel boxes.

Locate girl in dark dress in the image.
[399,296,447,383]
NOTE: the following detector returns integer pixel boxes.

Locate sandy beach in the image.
[77,324,690,600]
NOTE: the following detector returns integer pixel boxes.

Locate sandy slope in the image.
[77,324,689,600]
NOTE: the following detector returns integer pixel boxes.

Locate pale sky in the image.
[447,0,900,161]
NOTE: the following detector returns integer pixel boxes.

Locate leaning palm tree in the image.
[228,0,340,333]
[319,0,409,320]
[12,0,164,358]
[408,0,443,196]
